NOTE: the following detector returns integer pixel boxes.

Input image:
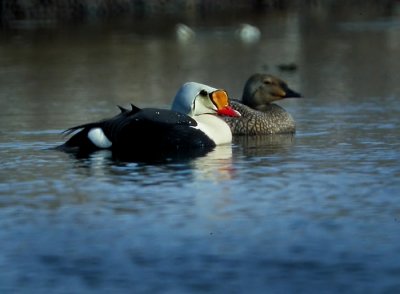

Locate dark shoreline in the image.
[1,0,396,29]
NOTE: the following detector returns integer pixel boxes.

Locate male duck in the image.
[222,73,301,135]
[58,82,240,160]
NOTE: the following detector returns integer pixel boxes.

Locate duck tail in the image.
[117,105,129,113]
[58,103,142,152]
[130,103,141,113]
[61,122,100,136]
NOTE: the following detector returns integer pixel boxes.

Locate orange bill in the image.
[210,90,241,117]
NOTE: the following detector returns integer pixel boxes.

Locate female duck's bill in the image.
[57,82,241,162]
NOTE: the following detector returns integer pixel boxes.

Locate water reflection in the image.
[192,144,233,181]
[234,134,295,157]
[58,143,235,185]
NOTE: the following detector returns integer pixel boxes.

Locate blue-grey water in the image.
[1,4,400,293]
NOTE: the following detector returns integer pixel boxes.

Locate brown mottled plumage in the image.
[222,73,301,135]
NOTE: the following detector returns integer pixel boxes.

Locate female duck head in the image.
[242,73,301,109]
[171,82,240,117]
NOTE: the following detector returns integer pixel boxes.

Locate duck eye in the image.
[199,89,208,96]
[263,79,273,85]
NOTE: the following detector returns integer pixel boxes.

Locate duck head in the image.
[242,73,301,109]
[172,82,241,118]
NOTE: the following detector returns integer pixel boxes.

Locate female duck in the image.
[222,73,301,135]
[58,82,240,159]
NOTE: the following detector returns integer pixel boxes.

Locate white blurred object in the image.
[175,23,196,42]
[236,23,261,43]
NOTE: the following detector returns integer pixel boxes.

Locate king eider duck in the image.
[57,82,240,160]
[221,73,302,135]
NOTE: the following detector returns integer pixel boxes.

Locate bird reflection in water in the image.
[59,143,234,184]
[233,134,295,157]
[191,144,234,182]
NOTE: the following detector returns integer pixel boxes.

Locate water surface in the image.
[1,4,400,293]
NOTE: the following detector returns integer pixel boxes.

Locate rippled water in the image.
[1,4,400,293]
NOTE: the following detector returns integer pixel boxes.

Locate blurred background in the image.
[1,0,399,125]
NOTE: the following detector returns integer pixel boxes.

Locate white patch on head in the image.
[88,128,112,148]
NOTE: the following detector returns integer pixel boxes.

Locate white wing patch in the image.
[88,128,112,148]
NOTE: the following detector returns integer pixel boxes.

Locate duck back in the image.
[222,100,296,135]
[111,109,216,156]
[58,107,216,160]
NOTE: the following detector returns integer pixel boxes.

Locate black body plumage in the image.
[58,105,216,161]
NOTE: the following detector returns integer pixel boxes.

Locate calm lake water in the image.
[1,3,400,293]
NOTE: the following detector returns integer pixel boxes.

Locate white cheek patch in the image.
[88,128,112,148]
